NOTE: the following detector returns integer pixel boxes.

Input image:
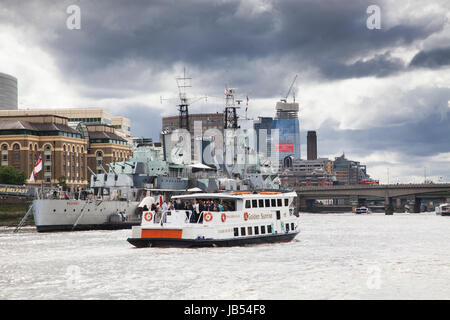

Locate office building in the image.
[307,131,317,160]
[0,72,18,110]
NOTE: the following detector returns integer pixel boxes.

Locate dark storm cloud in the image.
[321,52,406,79]
[409,47,450,69]
[314,101,450,159]
[7,0,445,99]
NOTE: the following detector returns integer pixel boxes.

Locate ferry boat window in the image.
[240,227,246,236]
[291,223,295,230]
[271,199,276,207]
[234,228,239,237]
[245,200,251,208]
[254,226,259,235]
[267,225,272,233]
[252,199,258,208]
[261,226,266,234]
[286,223,290,231]
[247,226,253,235]
[259,199,264,207]
[277,199,282,207]
[265,199,271,207]
[284,199,289,206]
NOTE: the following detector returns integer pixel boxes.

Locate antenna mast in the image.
[224,86,240,129]
[176,68,192,131]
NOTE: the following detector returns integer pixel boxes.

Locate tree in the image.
[0,166,27,185]
[58,176,68,191]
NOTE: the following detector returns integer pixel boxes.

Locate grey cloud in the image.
[409,47,450,69]
[3,0,446,99]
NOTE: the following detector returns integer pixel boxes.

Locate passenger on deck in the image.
[218,201,224,212]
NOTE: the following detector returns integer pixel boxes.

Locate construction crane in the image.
[281,74,298,103]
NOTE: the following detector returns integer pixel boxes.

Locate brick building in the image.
[0,114,131,190]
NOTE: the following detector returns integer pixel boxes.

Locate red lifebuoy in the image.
[221,213,226,223]
[144,211,153,222]
[204,212,213,222]
[243,212,249,221]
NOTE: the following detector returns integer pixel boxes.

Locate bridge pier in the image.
[395,198,403,213]
[350,195,358,213]
[385,197,394,215]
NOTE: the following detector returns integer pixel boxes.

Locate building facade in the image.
[0,115,88,190]
[0,114,132,190]
[333,153,370,185]
[0,108,131,139]
[162,112,225,162]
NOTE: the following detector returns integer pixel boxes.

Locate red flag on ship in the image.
[29,154,42,182]
[159,195,163,207]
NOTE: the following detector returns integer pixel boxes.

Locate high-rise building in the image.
[307,131,317,160]
[253,101,301,161]
[271,101,301,160]
[0,72,18,110]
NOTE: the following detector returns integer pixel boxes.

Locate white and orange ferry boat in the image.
[127,191,300,248]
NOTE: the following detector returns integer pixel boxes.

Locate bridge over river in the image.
[295,183,450,214]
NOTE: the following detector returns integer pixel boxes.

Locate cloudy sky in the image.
[1,0,450,183]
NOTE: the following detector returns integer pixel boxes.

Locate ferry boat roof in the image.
[171,191,297,200]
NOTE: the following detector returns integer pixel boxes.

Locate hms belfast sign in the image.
[0,184,34,196]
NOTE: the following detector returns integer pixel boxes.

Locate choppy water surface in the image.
[1,212,450,299]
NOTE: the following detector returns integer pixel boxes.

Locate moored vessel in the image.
[127,191,299,248]
[435,203,450,216]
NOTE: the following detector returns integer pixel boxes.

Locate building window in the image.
[1,144,7,151]
[13,143,20,150]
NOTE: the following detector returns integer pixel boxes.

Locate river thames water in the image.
[1,212,450,300]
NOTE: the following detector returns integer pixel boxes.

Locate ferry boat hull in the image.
[127,231,299,248]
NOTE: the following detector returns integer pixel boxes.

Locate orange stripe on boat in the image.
[141,229,182,239]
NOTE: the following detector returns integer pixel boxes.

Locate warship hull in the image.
[32,199,140,232]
